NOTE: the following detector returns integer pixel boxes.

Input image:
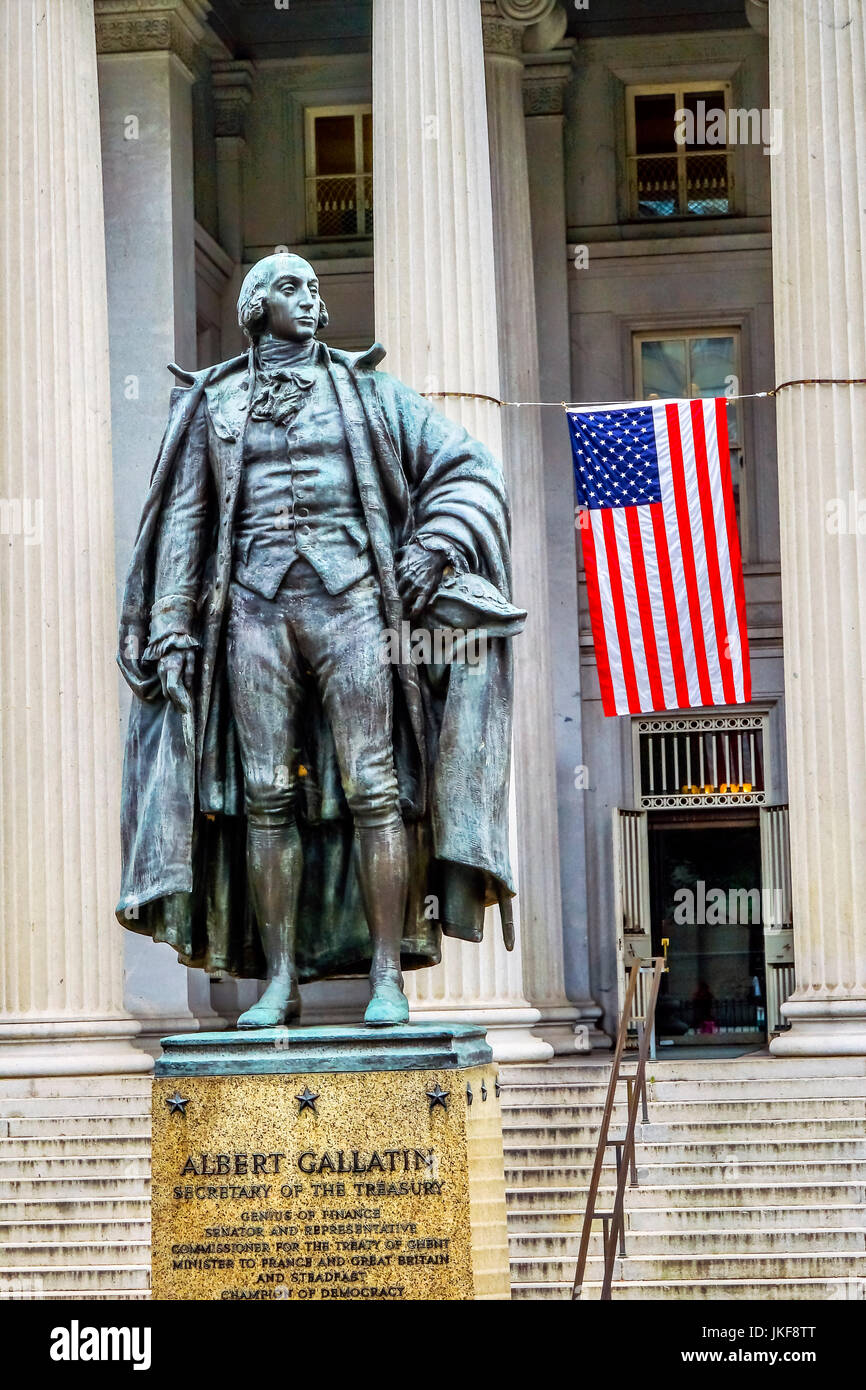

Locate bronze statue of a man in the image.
[117,253,521,1028]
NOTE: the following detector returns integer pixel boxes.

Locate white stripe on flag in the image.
[651,403,702,704]
[700,398,746,703]
[637,503,679,707]
[590,509,629,714]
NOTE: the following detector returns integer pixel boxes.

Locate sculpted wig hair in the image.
[237,253,329,341]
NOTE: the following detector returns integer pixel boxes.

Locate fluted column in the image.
[523,47,606,1047]
[213,58,254,357]
[96,0,222,1045]
[481,2,584,1053]
[768,0,866,1055]
[373,0,552,1062]
[0,0,148,1076]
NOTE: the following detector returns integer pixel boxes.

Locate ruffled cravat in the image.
[251,338,318,426]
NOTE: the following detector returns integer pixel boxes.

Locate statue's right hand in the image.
[157,649,194,714]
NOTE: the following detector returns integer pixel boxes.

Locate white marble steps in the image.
[509,1203,866,1233]
[510,1227,866,1257]
[0,1217,150,1245]
[0,1266,151,1294]
[0,1079,152,1301]
[513,1277,864,1302]
[501,1055,866,1300]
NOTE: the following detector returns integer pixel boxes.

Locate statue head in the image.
[237,253,329,345]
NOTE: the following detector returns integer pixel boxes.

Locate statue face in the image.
[261,257,321,342]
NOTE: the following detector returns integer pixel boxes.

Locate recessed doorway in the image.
[648,811,766,1046]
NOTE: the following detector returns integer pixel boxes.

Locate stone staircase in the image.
[500,1053,866,1300]
[0,1077,152,1299]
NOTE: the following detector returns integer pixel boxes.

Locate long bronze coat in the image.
[116,341,515,981]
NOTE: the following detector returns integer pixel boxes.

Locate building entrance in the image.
[648,813,765,1046]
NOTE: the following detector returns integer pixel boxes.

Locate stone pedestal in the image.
[767,0,866,1056]
[151,1025,511,1300]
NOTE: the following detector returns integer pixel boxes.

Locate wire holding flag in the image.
[567,398,751,718]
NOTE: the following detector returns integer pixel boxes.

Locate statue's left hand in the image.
[396,542,447,619]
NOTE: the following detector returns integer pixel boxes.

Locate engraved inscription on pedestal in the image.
[151,1039,510,1302]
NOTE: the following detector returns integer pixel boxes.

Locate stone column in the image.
[522,47,606,1047]
[212,58,254,357]
[0,0,149,1076]
[480,3,589,1052]
[767,0,866,1055]
[372,0,552,1062]
[96,0,226,1043]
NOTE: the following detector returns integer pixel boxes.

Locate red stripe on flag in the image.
[649,502,691,708]
[578,509,617,716]
[625,506,665,710]
[601,507,641,714]
[690,400,736,704]
[665,403,714,705]
[714,397,751,701]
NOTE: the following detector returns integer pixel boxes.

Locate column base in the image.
[0,1018,152,1077]
[529,1001,610,1055]
[770,997,866,1057]
[407,1005,554,1063]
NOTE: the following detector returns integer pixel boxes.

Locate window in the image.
[304,105,372,240]
[634,330,744,532]
[634,713,768,809]
[627,83,732,219]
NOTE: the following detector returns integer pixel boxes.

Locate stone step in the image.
[500,1095,866,1125]
[0,1152,150,1180]
[0,1175,150,1201]
[0,1218,151,1244]
[0,1095,151,1120]
[502,1093,866,1119]
[0,1078,151,1100]
[647,1077,866,1102]
[0,1265,151,1294]
[505,1180,866,1210]
[503,1137,866,1168]
[2,1240,151,1268]
[0,1135,152,1157]
[0,1196,150,1222]
[508,1226,866,1258]
[511,1251,866,1283]
[512,1277,864,1301]
[501,1118,866,1147]
[1,1290,151,1301]
[499,1064,612,1086]
[1,1115,151,1139]
[505,1159,866,1187]
[507,1204,866,1233]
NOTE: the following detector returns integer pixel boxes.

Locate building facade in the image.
[1,0,865,1087]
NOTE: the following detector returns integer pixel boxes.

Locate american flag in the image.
[567,398,750,717]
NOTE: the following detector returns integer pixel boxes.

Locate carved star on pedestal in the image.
[165,1091,190,1115]
[296,1087,319,1114]
[426,1082,449,1112]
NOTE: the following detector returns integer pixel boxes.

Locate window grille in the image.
[633,713,768,809]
